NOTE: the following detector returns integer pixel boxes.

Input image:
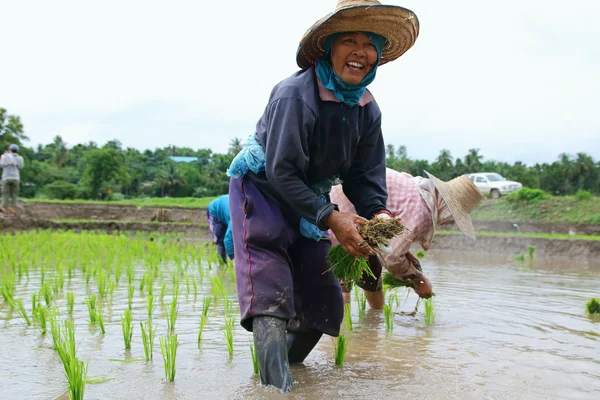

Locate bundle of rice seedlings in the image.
[121,309,133,349]
[66,292,75,315]
[326,216,407,283]
[326,245,374,282]
[382,272,415,290]
[140,320,157,361]
[587,298,600,315]
[359,217,405,249]
[334,335,347,366]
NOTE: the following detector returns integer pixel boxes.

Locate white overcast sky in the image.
[1,0,599,164]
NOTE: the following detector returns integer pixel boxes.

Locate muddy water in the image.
[1,252,599,400]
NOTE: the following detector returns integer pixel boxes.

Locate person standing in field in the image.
[226,0,420,392]
[207,194,234,262]
[0,144,24,216]
[330,168,483,308]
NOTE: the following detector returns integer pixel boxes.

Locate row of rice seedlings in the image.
[343,303,353,331]
[334,335,348,366]
[121,309,133,349]
[424,297,436,325]
[160,334,178,382]
[140,320,157,361]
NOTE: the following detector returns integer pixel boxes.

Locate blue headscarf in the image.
[316,32,386,107]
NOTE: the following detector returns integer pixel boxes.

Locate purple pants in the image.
[207,210,227,261]
[229,177,343,337]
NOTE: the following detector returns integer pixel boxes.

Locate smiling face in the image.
[330,32,379,85]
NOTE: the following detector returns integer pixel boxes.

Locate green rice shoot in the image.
[121,309,133,349]
[343,303,353,331]
[127,284,134,310]
[165,296,178,331]
[326,244,374,283]
[15,298,31,325]
[334,335,348,366]
[357,292,367,319]
[160,334,178,382]
[224,314,235,357]
[382,272,415,290]
[140,320,157,361]
[424,297,436,325]
[383,304,393,331]
[66,292,75,315]
[86,295,97,324]
[95,307,106,334]
[250,343,259,374]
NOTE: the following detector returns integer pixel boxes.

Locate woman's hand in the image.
[325,211,373,258]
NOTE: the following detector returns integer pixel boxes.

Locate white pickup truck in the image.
[468,173,522,198]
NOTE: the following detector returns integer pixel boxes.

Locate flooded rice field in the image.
[1,231,599,400]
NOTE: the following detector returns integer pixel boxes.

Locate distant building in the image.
[169,156,198,163]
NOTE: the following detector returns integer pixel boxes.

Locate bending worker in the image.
[330,168,483,308]
[206,194,234,262]
[226,0,420,393]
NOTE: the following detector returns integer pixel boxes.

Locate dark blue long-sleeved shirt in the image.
[248,66,389,230]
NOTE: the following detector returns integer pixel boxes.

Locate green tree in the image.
[434,149,453,180]
[81,148,129,198]
[228,138,243,156]
[464,148,482,173]
[155,161,186,197]
[0,108,28,149]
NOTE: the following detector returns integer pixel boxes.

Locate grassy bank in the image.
[25,197,217,209]
[437,230,600,241]
[472,196,600,225]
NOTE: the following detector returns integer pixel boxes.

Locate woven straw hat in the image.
[424,171,484,241]
[296,0,419,70]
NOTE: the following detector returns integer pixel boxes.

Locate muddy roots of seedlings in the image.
[359,217,406,249]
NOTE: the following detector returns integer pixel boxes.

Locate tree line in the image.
[1,108,598,199]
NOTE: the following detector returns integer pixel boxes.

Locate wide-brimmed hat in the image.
[424,171,484,241]
[296,0,419,70]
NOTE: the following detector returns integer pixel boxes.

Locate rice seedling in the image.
[415,250,425,258]
[165,296,179,332]
[514,253,526,262]
[147,295,154,320]
[160,282,168,303]
[197,315,208,348]
[95,308,106,334]
[424,297,436,325]
[527,245,536,260]
[140,320,157,361]
[193,279,198,300]
[160,334,178,382]
[201,296,211,317]
[343,303,353,331]
[224,314,235,357]
[31,293,38,317]
[250,343,259,374]
[66,292,75,315]
[86,295,97,324]
[210,275,225,301]
[586,298,600,314]
[49,309,62,350]
[357,292,367,319]
[55,320,88,400]
[334,335,348,366]
[97,269,108,298]
[383,304,393,331]
[41,281,53,307]
[15,298,31,325]
[121,309,133,349]
[127,284,134,310]
[37,306,48,334]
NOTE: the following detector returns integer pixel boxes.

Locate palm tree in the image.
[435,149,453,180]
[464,148,483,173]
[228,138,243,156]
[155,162,186,197]
[50,135,68,168]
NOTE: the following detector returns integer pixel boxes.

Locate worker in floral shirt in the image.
[330,168,483,308]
